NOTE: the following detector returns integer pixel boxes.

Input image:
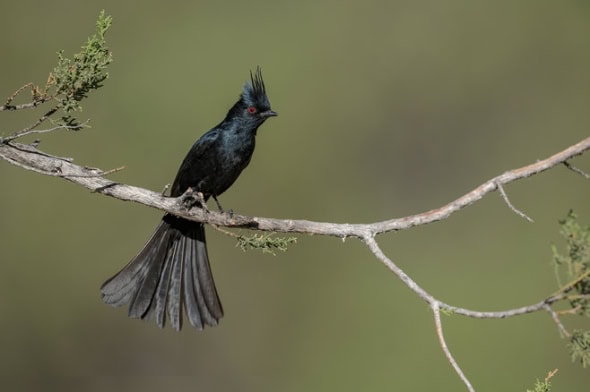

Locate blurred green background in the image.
[1,1,590,391]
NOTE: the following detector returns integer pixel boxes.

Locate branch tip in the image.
[496,182,534,222]
[432,303,475,392]
[564,161,590,179]
[544,303,570,338]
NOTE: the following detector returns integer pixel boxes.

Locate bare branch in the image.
[363,235,566,318]
[545,369,558,383]
[0,82,52,111]
[432,302,475,392]
[370,137,590,235]
[1,120,89,143]
[544,304,571,338]
[443,295,565,319]
[362,234,572,390]
[552,269,590,298]
[1,137,588,238]
[496,182,534,222]
[0,101,46,111]
[363,235,432,303]
[564,160,590,179]
[2,83,34,108]
[1,106,62,143]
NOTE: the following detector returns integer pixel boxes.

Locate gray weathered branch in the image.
[1,137,589,238]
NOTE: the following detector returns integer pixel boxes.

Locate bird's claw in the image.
[211,196,234,218]
[195,191,210,213]
[181,188,209,213]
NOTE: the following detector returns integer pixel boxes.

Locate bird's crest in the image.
[242,67,270,109]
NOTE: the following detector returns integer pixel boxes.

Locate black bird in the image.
[101,68,277,331]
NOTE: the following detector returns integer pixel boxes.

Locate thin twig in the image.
[99,165,125,176]
[562,294,590,302]
[4,83,34,106]
[432,302,475,392]
[0,76,57,111]
[496,182,534,222]
[551,269,590,297]
[363,235,567,318]
[564,160,590,179]
[0,99,51,112]
[210,224,240,238]
[555,306,581,316]
[0,82,51,111]
[1,157,124,179]
[443,295,565,319]
[362,234,433,303]
[544,304,570,338]
[61,165,126,178]
[2,106,61,142]
[2,119,87,143]
[545,368,558,382]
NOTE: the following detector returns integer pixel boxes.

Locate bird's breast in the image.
[221,133,255,165]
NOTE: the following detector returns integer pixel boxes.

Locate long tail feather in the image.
[184,224,224,328]
[100,215,224,330]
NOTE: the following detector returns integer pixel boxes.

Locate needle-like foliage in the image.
[552,210,590,367]
[50,10,112,128]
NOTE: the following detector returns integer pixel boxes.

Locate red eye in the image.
[247,106,257,114]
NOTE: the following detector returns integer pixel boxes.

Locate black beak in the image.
[260,110,278,118]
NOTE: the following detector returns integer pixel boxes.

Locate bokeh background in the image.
[1,1,589,391]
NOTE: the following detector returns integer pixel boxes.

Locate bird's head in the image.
[229,67,277,124]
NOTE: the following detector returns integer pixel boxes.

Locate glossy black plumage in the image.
[101,68,276,330]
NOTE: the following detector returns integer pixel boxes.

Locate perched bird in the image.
[101,68,277,330]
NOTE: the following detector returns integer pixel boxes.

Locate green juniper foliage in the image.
[552,210,590,316]
[568,329,590,368]
[50,10,112,128]
[525,377,552,392]
[552,210,590,367]
[1,11,111,143]
[525,369,557,392]
[237,233,297,255]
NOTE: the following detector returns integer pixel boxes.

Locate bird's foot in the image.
[195,191,210,213]
[212,196,234,218]
[180,188,210,213]
[212,195,224,211]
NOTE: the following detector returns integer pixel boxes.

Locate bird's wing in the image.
[170,128,221,197]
